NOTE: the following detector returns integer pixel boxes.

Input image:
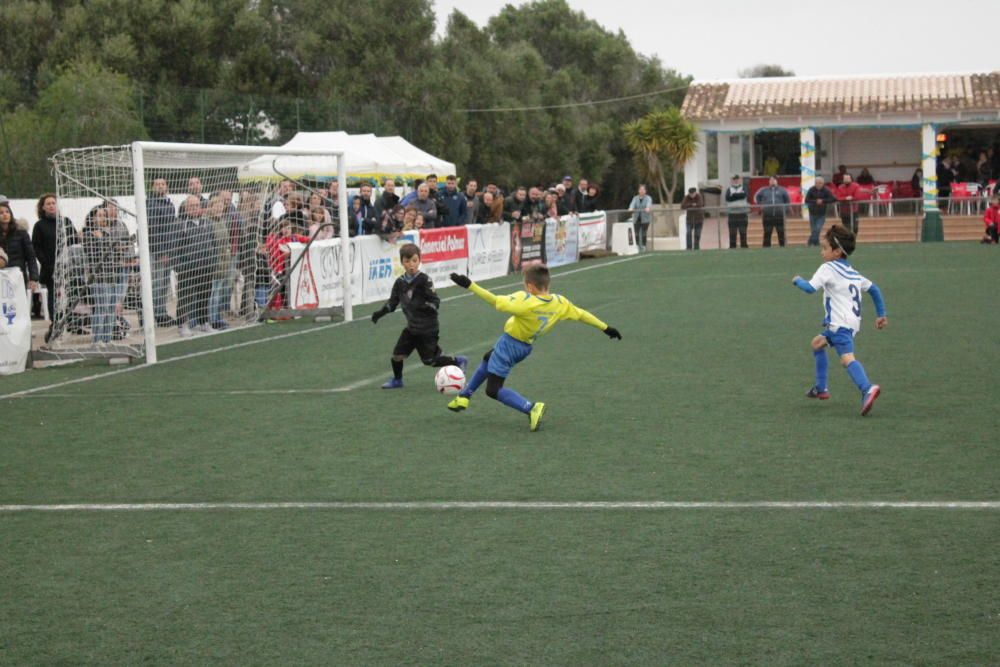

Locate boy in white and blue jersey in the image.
[793,224,887,416]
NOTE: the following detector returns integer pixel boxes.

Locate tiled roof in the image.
[681,72,1000,120]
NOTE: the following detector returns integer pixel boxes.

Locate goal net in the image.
[46,142,349,364]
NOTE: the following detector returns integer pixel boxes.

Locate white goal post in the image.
[47,141,349,365]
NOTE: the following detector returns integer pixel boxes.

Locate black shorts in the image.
[393,328,441,363]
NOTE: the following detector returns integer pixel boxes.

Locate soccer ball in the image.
[434,365,466,394]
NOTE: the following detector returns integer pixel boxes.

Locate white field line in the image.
[0,501,997,512]
[13,336,500,399]
[1,255,652,401]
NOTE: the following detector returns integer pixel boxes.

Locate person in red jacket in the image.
[836,173,863,235]
[264,218,310,309]
[983,195,1000,244]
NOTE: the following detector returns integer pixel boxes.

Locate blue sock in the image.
[846,360,872,393]
[496,387,533,414]
[460,360,489,398]
[814,349,829,390]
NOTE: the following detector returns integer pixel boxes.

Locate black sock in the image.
[391,359,403,380]
[431,355,457,367]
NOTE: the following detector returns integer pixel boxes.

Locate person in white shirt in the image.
[627,184,653,251]
[792,223,888,416]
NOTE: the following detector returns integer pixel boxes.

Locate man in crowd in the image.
[724,175,750,249]
[504,186,530,222]
[441,175,467,228]
[187,176,209,205]
[147,177,180,325]
[575,178,589,214]
[463,179,480,224]
[411,182,439,228]
[754,176,790,247]
[561,176,577,213]
[804,176,838,246]
[268,179,294,222]
[375,178,399,220]
[836,172,862,235]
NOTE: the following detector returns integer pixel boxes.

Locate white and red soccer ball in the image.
[434,365,466,394]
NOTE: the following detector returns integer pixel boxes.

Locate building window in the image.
[706,133,718,180]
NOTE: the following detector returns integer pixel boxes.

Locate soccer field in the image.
[4,243,999,665]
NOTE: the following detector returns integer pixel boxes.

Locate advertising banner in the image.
[544,215,580,267]
[288,238,363,308]
[577,211,608,251]
[416,226,469,286]
[0,269,31,375]
[466,223,511,282]
[359,235,407,304]
[509,217,546,273]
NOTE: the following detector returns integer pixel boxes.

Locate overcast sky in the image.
[433,0,1000,81]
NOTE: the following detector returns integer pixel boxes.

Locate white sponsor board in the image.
[0,270,31,375]
[287,238,363,308]
[544,216,580,267]
[577,211,607,251]
[358,235,407,304]
[466,223,511,282]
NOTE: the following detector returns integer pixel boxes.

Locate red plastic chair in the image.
[872,184,893,216]
[949,183,970,215]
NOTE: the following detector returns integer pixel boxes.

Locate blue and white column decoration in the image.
[799,127,816,220]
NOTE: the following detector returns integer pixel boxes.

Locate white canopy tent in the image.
[238,131,456,182]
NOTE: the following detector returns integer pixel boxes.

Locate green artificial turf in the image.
[2,244,998,664]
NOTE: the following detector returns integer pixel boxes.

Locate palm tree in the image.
[623,108,699,204]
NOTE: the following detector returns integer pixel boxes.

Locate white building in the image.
[680,71,1000,221]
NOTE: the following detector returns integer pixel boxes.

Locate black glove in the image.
[450,273,471,289]
[371,307,389,324]
[604,326,622,340]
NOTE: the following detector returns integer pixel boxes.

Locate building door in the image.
[728,134,752,178]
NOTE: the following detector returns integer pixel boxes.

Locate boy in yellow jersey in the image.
[447,264,622,431]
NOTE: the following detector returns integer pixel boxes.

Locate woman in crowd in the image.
[0,202,39,293]
[401,206,419,231]
[910,168,923,198]
[308,204,334,240]
[31,193,78,324]
[584,183,601,212]
[82,204,128,343]
[307,192,333,239]
[856,168,875,186]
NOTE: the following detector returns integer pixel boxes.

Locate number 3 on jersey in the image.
[848,284,861,316]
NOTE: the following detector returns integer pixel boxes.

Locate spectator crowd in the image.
[0,173,607,342]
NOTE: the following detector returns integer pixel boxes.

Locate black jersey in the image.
[384,272,441,334]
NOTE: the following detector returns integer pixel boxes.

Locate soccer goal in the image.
[46,141,350,364]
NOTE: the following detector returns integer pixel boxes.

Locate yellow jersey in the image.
[469,283,607,344]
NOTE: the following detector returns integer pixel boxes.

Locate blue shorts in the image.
[486,333,533,378]
[821,326,855,355]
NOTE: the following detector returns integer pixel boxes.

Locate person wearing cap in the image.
[628,184,654,251]
[725,175,750,249]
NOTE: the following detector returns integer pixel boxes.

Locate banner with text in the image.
[416,226,469,286]
[577,211,608,251]
[544,215,580,267]
[359,235,408,304]
[466,223,511,282]
[288,238,364,308]
[510,218,546,273]
[0,269,30,375]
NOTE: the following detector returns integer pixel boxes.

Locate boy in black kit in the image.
[371,243,467,388]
